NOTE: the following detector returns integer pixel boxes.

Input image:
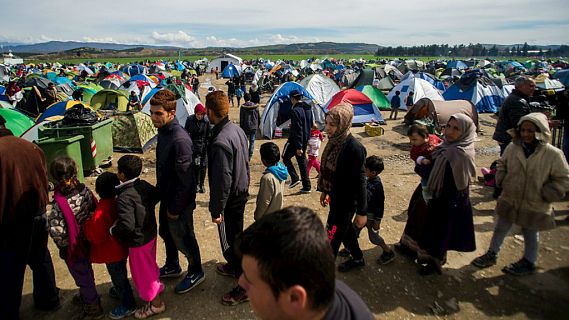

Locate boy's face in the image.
[365,168,377,179]
[408,133,429,147]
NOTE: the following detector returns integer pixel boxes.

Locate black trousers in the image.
[326,203,364,260]
[282,142,311,190]
[193,164,207,188]
[216,193,248,278]
[0,214,59,320]
[158,204,180,268]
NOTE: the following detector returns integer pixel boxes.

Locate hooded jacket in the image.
[288,101,313,150]
[254,163,288,220]
[492,89,532,144]
[239,102,260,134]
[496,112,569,230]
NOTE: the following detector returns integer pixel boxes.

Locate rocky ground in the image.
[20,75,569,319]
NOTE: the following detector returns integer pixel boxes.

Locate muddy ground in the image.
[20,75,569,319]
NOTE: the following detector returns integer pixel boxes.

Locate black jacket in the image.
[208,117,250,218]
[288,101,313,149]
[249,88,261,104]
[113,179,159,248]
[239,102,260,134]
[493,89,532,144]
[156,118,196,215]
[185,114,210,163]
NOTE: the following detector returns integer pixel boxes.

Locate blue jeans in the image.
[106,260,136,309]
[489,215,539,263]
[247,130,256,160]
[168,206,203,274]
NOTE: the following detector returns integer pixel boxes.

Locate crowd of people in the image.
[2,70,569,320]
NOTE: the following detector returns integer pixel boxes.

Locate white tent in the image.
[387,78,444,110]
[299,74,340,106]
[142,87,200,126]
[208,53,242,72]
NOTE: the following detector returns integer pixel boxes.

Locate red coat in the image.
[84,198,128,264]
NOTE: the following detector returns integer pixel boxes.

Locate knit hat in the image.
[194,103,206,114]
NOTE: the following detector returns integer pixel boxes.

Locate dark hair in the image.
[408,91,414,95]
[117,155,142,180]
[95,172,120,199]
[260,142,280,166]
[395,90,400,95]
[149,89,176,112]
[407,123,429,138]
[244,93,251,102]
[365,155,384,174]
[50,156,77,182]
[205,90,230,118]
[236,206,335,311]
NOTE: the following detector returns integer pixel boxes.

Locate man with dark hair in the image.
[239,92,260,161]
[493,76,536,155]
[237,206,374,320]
[282,90,313,193]
[205,90,251,305]
[150,89,205,294]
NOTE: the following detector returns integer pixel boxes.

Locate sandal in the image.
[134,302,165,319]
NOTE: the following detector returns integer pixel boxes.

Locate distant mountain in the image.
[5,41,182,53]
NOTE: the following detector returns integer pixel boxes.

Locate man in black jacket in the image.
[282,90,313,193]
[206,90,251,306]
[493,76,536,155]
[150,89,204,294]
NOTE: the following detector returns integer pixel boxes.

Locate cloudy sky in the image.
[1,0,567,47]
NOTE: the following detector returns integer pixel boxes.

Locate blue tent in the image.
[53,76,75,88]
[175,61,186,71]
[554,69,569,86]
[446,60,468,70]
[260,82,321,138]
[122,64,145,76]
[222,64,240,78]
[443,71,505,113]
[402,72,446,92]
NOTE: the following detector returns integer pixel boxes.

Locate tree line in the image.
[375,43,569,58]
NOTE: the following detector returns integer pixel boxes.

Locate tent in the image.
[398,60,425,73]
[0,64,10,82]
[90,89,130,111]
[76,83,104,103]
[400,71,446,92]
[376,77,395,91]
[443,71,506,113]
[350,69,375,89]
[122,64,146,76]
[209,53,242,72]
[446,60,468,70]
[554,69,569,87]
[299,74,340,106]
[221,64,241,78]
[0,107,34,137]
[142,86,200,126]
[534,73,565,92]
[403,98,479,131]
[324,89,385,125]
[260,82,320,139]
[102,111,157,153]
[130,74,158,88]
[355,85,391,110]
[387,78,445,111]
[36,100,91,122]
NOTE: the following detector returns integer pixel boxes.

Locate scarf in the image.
[427,113,476,197]
[317,103,354,193]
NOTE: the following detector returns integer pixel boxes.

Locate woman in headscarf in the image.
[472,113,569,275]
[318,103,368,273]
[416,113,477,275]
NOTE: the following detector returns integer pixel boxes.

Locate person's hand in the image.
[296,149,302,157]
[167,211,179,220]
[320,193,330,207]
[353,215,367,229]
[421,158,431,165]
[212,215,224,225]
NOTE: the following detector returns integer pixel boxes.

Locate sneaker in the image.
[288,180,301,189]
[134,302,165,319]
[338,248,351,258]
[109,286,120,300]
[377,251,396,265]
[216,262,235,277]
[221,285,249,306]
[72,302,104,320]
[338,258,365,273]
[299,188,311,194]
[71,293,84,307]
[471,251,497,268]
[175,271,205,294]
[502,258,536,276]
[159,265,183,278]
[109,305,136,319]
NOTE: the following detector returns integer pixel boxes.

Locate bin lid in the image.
[35,134,84,145]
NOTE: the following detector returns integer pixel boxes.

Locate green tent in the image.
[100,111,157,153]
[356,85,391,110]
[90,89,129,111]
[0,107,35,137]
[77,83,104,104]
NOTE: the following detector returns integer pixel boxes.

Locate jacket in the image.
[254,163,288,220]
[492,89,532,144]
[208,117,250,218]
[288,101,313,149]
[156,118,196,215]
[391,95,401,109]
[84,198,128,264]
[496,113,569,230]
[112,178,159,247]
[366,176,385,220]
[239,102,260,134]
[184,114,210,162]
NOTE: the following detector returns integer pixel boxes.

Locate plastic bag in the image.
[62,104,99,125]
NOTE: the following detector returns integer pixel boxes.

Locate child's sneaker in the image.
[159,264,183,278]
[471,251,497,268]
[109,305,136,319]
[338,258,365,273]
[338,248,351,258]
[502,258,536,276]
[377,251,396,265]
[221,285,249,306]
[134,302,165,319]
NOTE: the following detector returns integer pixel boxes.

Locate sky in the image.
[1,0,568,48]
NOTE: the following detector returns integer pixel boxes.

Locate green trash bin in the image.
[35,135,85,183]
[39,119,113,172]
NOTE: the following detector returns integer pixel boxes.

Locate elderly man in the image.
[493,76,536,155]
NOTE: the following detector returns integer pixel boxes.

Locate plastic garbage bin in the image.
[35,135,85,183]
[39,119,113,172]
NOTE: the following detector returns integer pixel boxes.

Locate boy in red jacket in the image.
[84,172,137,319]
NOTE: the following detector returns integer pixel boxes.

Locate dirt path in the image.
[19,75,569,319]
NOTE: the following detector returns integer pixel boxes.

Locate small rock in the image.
[429,301,445,315]
[445,297,459,311]
[514,235,524,241]
[437,290,443,298]
[544,246,553,252]
[560,245,569,251]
